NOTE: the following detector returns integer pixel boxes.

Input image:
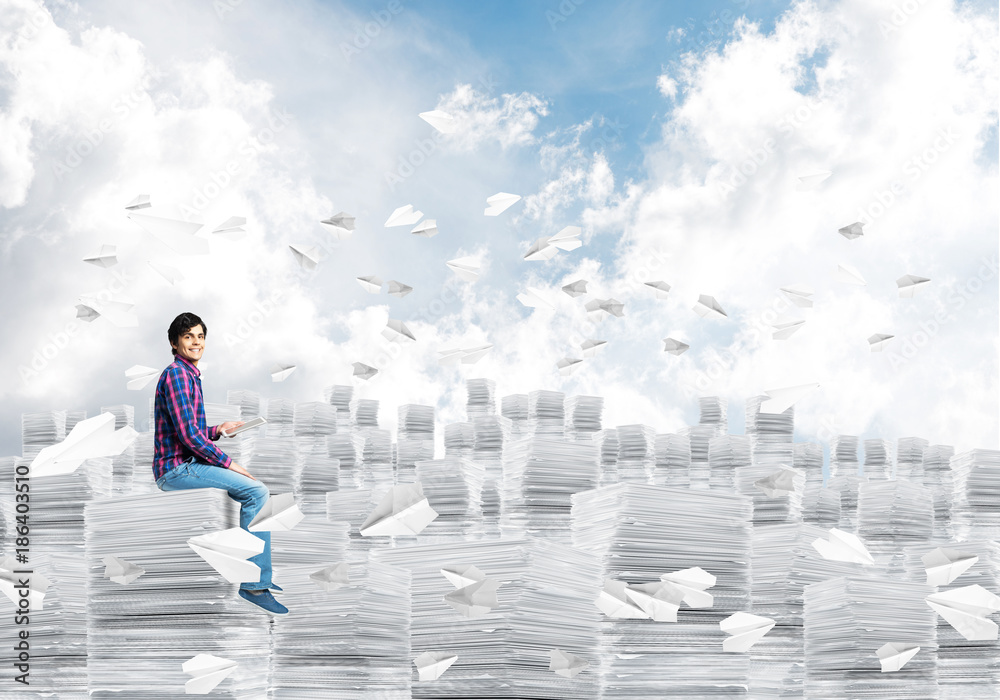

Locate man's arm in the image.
[162,369,233,469]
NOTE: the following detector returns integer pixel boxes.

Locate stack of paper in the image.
[470,414,508,538]
[399,404,435,442]
[863,438,893,480]
[227,389,262,420]
[502,437,600,543]
[500,394,530,439]
[650,433,690,488]
[352,428,394,491]
[858,480,935,559]
[395,437,435,486]
[206,401,242,430]
[743,396,801,521]
[322,384,355,430]
[327,434,360,489]
[804,577,938,698]
[245,436,302,496]
[616,424,657,483]
[351,398,380,428]
[796,442,831,525]
[21,409,68,451]
[101,404,136,495]
[699,396,729,433]
[921,444,956,541]
[596,428,619,486]
[466,378,497,417]
[708,434,752,492]
[565,395,604,441]
[129,431,157,494]
[298,439,340,516]
[25,455,112,546]
[325,488,388,563]
[682,423,719,490]
[827,438,867,532]
[444,423,475,457]
[896,436,930,483]
[85,490,272,697]
[65,408,88,434]
[831,435,860,476]
[528,390,566,437]
[951,449,1000,540]
[293,402,338,437]
[414,458,485,541]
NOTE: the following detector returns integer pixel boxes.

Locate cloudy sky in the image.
[1,0,997,463]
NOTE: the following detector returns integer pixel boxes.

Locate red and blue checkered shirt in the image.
[152,354,232,480]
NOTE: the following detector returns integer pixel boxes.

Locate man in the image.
[152,311,288,615]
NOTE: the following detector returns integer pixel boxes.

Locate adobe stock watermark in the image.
[878,0,929,38]
[885,254,998,370]
[564,117,627,172]
[223,288,286,348]
[546,0,585,31]
[340,0,404,63]
[676,0,751,53]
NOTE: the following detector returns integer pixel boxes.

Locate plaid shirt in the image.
[152,354,231,480]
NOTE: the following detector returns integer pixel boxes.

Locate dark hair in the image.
[168,312,207,355]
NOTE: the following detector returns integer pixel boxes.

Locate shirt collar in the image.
[173,353,201,379]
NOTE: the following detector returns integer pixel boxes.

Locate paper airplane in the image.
[720,612,775,652]
[645,281,671,299]
[623,581,686,622]
[352,362,378,380]
[83,244,118,268]
[76,294,137,328]
[812,528,875,565]
[662,338,689,356]
[148,260,184,285]
[124,194,151,210]
[838,222,864,240]
[693,295,727,319]
[386,280,413,297]
[410,219,438,237]
[440,564,486,589]
[796,171,831,190]
[383,319,416,342]
[385,205,423,227]
[835,263,866,285]
[660,567,717,608]
[581,339,607,357]
[102,556,145,585]
[760,383,819,414]
[926,585,1000,641]
[484,192,521,216]
[876,643,920,672]
[868,333,894,352]
[270,364,296,382]
[754,466,803,498]
[594,579,649,619]
[127,211,208,256]
[438,344,493,366]
[418,110,456,134]
[771,318,805,340]
[182,654,237,695]
[360,483,438,536]
[0,557,50,612]
[356,275,383,293]
[187,527,265,583]
[444,577,501,618]
[780,284,814,308]
[585,298,624,320]
[414,651,458,681]
[212,216,247,240]
[922,548,979,586]
[557,357,583,376]
[524,226,582,260]
[76,303,100,322]
[309,562,350,592]
[446,256,481,282]
[897,274,930,298]
[125,364,159,391]
[30,412,138,478]
[562,279,588,297]
[321,212,355,238]
[248,493,304,532]
[517,287,555,309]
[288,244,319,271]
[549,649,588,678]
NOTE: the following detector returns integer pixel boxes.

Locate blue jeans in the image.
[156,458,272,591]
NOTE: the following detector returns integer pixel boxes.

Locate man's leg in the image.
[157,461,272,591]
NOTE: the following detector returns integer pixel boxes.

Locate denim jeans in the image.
[155,458,272,591]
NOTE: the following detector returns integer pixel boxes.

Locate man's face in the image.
[171,324,205,365]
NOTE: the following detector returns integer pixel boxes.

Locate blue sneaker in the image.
[238,588,288,615]
[269,583,283,594]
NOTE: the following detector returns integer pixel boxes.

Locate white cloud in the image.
[432,83,549,150]
[656,74,678,99]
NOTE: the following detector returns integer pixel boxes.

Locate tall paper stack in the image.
[596,428,619,486]
[294,402,338,437]
[652,433,691,488]
[828,436,867,533]
[616,424,657,484]
[528,390,566,437]
[101,405,136,496]
[565,394,604,441]
[951,449,1000,539]
[322,384,354,431]
[501,393,530,439]
[858,480,935,561]
[414,457,485,541]
[226,389,261,420]
[896,436,930,483]
[708,434,751,492]
[921,445,955,542]
[465,378,496,417]
[863,439,893,481]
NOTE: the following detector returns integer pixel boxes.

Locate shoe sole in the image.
[239,592,288,616]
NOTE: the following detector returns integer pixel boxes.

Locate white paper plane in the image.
[562,279,588,297]
[76,303,100,322]
[922,548,979,587]
[754,466,803,498]
[594,579,649,619]
[868,333,894,352]
[771,318,805,340]
[418,110,456,134]
[148,260,184,285]
[662,338,689,356]
[720,612,775,652]
[182,654,237,695]
[623,581,686,622]
[760,383,819,414]
[838,222,864,240]
[288,244,319,271]
[835,263,866,285]
[585,297,625,320]
[414,651,458,681]
[444,577,501,617]
[356,275,383,293]
[31,412,138,478]
[876,642,920,672]
[660,567,717,608]
[0,557,50,612]
[386,280,413,297]
[212,216,247,240]
[310,562,350,592]
[187,527,264,583]
[102,556,145,585]
[360,483,438,536]
[270,364,296,382]
[76,294,137,328]
[128,212,208,256]
[248,493,304,532]
[549,649,588,678]
[897,274,930,298]
[796,171,831,190]
[524,226,582,260]
[385,205,423,227]
[125,194,151,210]
[812,528,875,565]
[517,287,555,309]
[411,219,438,237]
[693,294,727,319]
[125,364,159,390]
[524,236,558,261]
[321,212,356,238]
[484,192,521,216]
[780,284,814,308]
[446,256,481,282]
[557,357,583,376]
[383,319,416,343]
[438,344,493,366]
[926,585,1000,641]
[581,339,607,357]
[352,362,378,380]
[645,281,671,299]
[441,564,486,589]
[83,244,118,268]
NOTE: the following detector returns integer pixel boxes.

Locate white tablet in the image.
[221,416,267,438]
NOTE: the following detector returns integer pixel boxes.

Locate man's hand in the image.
[228,461,257,481]
[219,421,244,438]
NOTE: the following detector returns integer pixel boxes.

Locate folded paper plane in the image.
[310,562,350,592]
[581,339,607,357]
[102,556,145,585]
[594,579,650,619]
[484,192,521,216]
[624,581,686,622]
[441,564,486,589]
[128,211,208,256]
[446,256,481,282]
[212,216,247,240]
[780,284,814,308]
[31,412,138,478]
[660,567,717,608]
[771,318,805,340]
[288,244,319,271]
[321,212,355,237]
[248,493,304,532]
[925,585,1000,641]
[76,294,137,328]
[352,362,379,380]
[386,280,413,297]
[385,205,423,227]
[0,556,50,612]
[418,110,456,134]
[83,244,118,268]
[356,275,383,294]
[836,263,866,285]
[876,642,920,672]
[897,274,930,298]
[760,383,819,414]
[585,297,624,320]
[187,527,264,583]
[662,338,689,356]
[125,364,159,390]
[721,612,775,652]
[414,651,458,681]
[438,344,493,366]
[796,171,831,190]
[360,483,438,536]
[549,649,588,678]
[645,281,671,299]
[562,279,588,297]
[693,294,727,319]
[444,577,501,617]
[125,194,151,210]
[812,528,875,565]
[922,548,979,587]
[411,219,438,237]
[868,333,894,352]
[517,287,555,309]
[524,226,582,260]
[383,319,416,342]
[557,357,583,376]
[182,654,237,695]
[754,466,803,498]
[270,364,296,382]
[838,222,864,239]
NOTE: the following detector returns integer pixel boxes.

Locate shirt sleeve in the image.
[163,369,232,469]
